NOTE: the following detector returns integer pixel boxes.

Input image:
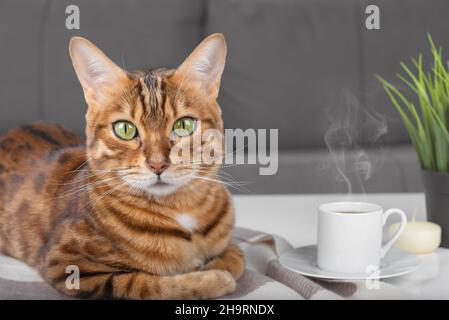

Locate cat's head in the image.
[69,34,226,197]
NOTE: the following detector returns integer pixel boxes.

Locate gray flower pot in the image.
[421,169,449,248]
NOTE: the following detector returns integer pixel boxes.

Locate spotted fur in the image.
[0,34,244,299]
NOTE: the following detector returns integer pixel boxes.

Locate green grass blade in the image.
[378,34,449,172]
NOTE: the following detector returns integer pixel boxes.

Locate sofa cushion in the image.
[221,145,422,194]
[0,0,47,133]
[206,0,361,149]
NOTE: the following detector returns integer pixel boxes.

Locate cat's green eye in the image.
[173,117,196,137]
[113,121,138,140]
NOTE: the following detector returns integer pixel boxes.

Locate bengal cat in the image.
[0,34,244,299]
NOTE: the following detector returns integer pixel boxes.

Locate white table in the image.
[234,193,449,299]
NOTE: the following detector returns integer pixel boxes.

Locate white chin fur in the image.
[121,177,187,197]
[146,183,181,196]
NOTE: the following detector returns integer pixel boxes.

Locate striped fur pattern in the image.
[0,34,244,299]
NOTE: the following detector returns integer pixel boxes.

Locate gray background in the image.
[1,0,447,194]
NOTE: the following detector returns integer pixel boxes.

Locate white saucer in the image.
[279,245,420,280]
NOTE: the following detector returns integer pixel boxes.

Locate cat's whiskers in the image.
[61,153,96,176]
[57,181,117,201]
[71,155,92,171]
[192,171,252,194]
[175,163,243,171]
[168,159,253,192]
[66,167,134,174]
[51,167,134,186]
[75,179,130,213]
[186,172,253,194]
[193,169,250,184]
[189,174,252,194]
[88,180,128,208]
[56,175,122,200]
[72,169,139,211]
[50,171,110,185]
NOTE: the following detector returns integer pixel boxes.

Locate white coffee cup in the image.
[317,201,407,274]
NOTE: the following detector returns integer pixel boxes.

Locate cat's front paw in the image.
[190,269,236,299]
[203,245,245,280]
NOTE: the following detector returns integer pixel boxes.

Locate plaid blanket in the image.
[0,227,416,300]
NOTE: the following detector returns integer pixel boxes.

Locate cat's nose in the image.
[146,160,169,175]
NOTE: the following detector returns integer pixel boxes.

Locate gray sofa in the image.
[2,0,448,194]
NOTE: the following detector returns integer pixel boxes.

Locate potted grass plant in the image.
[378,35,449,248]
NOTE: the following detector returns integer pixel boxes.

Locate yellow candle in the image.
[389,217,441,255]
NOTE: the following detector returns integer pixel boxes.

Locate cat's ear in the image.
[69,36,127,103]
[175,33,227,99]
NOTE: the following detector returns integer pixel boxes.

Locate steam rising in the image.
[323,91,387,194]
